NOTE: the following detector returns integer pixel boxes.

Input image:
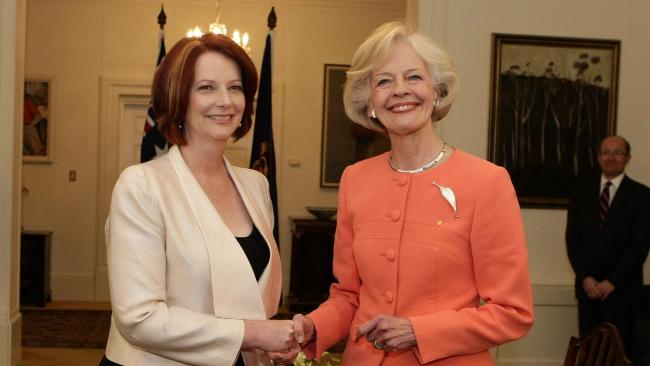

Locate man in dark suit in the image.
[566,135,650,357]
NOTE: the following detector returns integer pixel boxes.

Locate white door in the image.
[120,99,149,170]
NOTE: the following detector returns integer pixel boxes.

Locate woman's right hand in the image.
[267,314,315,365]
[242,319,299,352]
[291,314,315,347]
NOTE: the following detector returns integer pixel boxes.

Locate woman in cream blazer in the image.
[103,34,296,366]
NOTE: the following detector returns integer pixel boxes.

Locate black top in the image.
[102,226,270,366]
[235,225,270,366]
[236,225,270,281]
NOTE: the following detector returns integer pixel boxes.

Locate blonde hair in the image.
[343,21,459,131]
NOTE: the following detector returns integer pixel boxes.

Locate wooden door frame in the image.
[96,76,150,301]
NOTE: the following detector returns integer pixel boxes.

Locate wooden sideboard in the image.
[287,218,336,312]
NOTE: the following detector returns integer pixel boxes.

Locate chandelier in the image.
[186,1,251,53]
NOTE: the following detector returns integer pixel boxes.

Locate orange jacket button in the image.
[384,291,394,303]
[385,249,396,261]
[390,210,401,221]
[396,175,408,186]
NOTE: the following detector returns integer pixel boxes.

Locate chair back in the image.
[564,322,632,366]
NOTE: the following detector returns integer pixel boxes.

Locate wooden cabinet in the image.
[287,218,336,312]
[20,231,52,307]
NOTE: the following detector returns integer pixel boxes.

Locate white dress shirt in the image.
[600,173,624,205]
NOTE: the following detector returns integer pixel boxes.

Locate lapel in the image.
[607,175,629,218]
[588,177,601,224]
[167,146,277,319]
[225,159,282,318]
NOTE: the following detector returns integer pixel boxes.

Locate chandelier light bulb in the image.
[242,32,249,48]
[209,22,227,35]
[186,1,251,53]
[186,26,204,38]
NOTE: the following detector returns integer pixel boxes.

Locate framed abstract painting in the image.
[23,77,54,163]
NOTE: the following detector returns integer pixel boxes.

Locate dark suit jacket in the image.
[566,174,650,303]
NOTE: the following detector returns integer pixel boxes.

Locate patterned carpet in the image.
[22,308,111,348]
[21,306,345,359]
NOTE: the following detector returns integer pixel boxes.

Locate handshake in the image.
[243,314,315,365]
[247,312,418,364]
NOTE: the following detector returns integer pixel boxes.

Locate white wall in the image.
[22,0,407,301]
[418,1,650,365]
[1,0,25,363]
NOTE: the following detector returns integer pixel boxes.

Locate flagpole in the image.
[140,5,169,163]
[158,4,166,29]
[250,7,279,245]
[268,6,276,31]
[157,5,167,66]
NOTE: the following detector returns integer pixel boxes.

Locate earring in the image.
[433,98,440,111]
[238,122,243,128]
[178,121,183,130]
[371,109,377,119]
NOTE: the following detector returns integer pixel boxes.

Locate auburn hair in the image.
[151,33,258,144]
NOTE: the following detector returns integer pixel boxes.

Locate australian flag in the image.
[250,30,279,244]
[140,24,168,163]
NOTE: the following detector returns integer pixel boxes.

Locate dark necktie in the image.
[598,181,612,226]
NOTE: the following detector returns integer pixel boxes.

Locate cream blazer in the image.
[104,146,282,366]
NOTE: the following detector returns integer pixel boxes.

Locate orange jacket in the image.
[307,149,534,365]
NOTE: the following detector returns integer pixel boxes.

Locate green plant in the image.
[293,351,341,366]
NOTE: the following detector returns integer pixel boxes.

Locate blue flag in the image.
[250,31,279,244]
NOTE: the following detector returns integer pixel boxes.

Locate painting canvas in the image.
[23,78,53,163]
[320,64,390,187]
[488,34,620,207]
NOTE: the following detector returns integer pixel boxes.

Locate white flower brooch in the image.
[431,180,458,220]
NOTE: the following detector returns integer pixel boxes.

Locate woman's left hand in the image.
[356,314,417,352]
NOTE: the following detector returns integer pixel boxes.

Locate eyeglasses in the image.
[599,150,628,157]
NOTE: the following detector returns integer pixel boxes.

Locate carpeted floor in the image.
[21,306,344,365]
[21,305,344,364]
[22,308,112,348]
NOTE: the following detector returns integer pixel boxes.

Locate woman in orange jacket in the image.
[272,21,534,366]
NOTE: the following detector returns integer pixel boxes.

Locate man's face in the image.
[597,137,630,179]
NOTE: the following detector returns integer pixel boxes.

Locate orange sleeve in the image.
[305,167,360,359]
[410,167,534,363]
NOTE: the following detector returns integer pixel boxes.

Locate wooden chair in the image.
[564,322,633,366]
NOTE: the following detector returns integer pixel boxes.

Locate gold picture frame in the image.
[488,34,620,207]
[320,64,389,187]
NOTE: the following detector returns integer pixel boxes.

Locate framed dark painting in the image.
[488,34,620,207]
[320,64,390,187]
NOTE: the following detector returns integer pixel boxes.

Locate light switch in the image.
[69,170,77,182]
[287,157,301,167]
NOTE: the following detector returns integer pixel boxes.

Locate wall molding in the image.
[95,266,109,302]
[50,273,96,301]
[532,284,576,306]
[493,284,577,366]
[97,76,151,301]
[0,311,22,366]
[32,0,406,13]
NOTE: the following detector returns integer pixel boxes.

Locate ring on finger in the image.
[373,339,385,350]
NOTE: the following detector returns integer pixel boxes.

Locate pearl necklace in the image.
[388,143,448,174]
